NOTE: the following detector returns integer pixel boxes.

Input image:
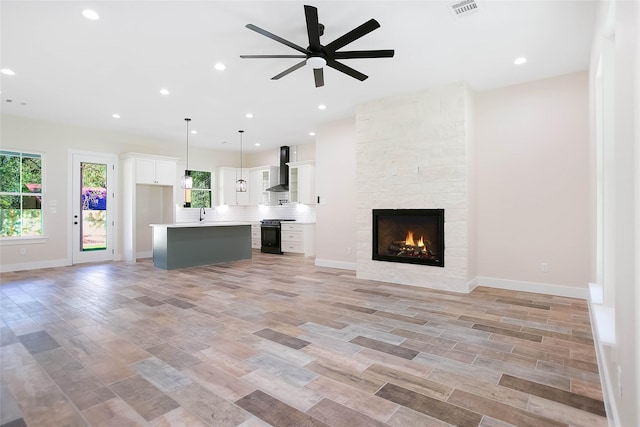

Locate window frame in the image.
[0,149,47,243]
[188,169,213,209]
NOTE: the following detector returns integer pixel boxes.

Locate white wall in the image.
[475,72,590,292]
[314,118,357,269]
[588,0,639,425]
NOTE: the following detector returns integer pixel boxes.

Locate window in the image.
[189,170,212,208]
[0,150,43,237]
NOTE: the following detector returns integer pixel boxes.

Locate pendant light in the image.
[181,118,193,190]
[236,130,247,192]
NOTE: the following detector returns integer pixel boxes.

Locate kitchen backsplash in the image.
[175,204,316,223]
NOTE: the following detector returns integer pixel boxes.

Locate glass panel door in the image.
[71,153,115,264]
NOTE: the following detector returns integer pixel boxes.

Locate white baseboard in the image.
[0,258,70,273]
[136,251,152,259]
[315,258,357,271]
[476,276,589,299]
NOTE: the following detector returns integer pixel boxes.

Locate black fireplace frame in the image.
[372,209,445,267]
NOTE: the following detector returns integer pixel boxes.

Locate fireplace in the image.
[372,209,445,267]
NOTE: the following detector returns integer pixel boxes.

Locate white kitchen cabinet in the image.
[251,223,261,249]
[216,167,250,206]
[249,166,278,205]
[281,223,315,256]
[135,157,176,186]
[288,160,315,204]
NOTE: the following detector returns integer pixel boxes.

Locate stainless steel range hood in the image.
[266,146,290,192]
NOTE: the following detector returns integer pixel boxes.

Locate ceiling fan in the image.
[240,5,394,88]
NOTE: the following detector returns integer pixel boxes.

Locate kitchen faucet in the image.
[199,207,206,222]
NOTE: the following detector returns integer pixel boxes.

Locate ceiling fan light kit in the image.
[240,4,394,87]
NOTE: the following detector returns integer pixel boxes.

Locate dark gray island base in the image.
[151,223,252,269]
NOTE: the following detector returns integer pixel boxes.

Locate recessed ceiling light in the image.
[514,57,527,65]
[246,113,253,119]
[112,113,120,119]
[0,68,16,76]
[191,130,197,134]
[318,104,326,110]
[254,143,261,147]
[159,88,170,95]
[82,9,99,20]
[214,63,226,71]
[309,132,315,136]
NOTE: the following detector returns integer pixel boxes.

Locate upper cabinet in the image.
[249,166,279,206]
[135,156,176,186]
[216,167,251,206]
[120,153,178,263]
[288,160,315,204]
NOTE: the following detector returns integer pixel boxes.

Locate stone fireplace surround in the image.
[355,83,476,293]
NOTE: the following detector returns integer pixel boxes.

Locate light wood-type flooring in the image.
[0,252,607,426]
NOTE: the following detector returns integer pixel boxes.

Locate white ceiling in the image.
[1,1,596,153]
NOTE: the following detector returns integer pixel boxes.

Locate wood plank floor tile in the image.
[307,398,389,427]
[17,330,60,354]
[386,406,456,427]
[376,383,483,427]
[499,374,606,416]
[471,324,543,342]
[305,376,400,423]
[352,336,416,359]
[253,328,310,350]
[306,360,384,393]
[184,362,255,402]
[170,382,251,426]
[526,395,608,427]
[447,389,567,427]
[363,363,453,400]
[235,390,330,427]
[241,368,324,412]
[428,368,530,410]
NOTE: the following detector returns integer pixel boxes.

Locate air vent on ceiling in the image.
[448,0,479,18]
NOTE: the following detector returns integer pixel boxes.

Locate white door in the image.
[71,152,116,264]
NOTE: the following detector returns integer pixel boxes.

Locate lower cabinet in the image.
[281,223,315,257]
[251,223,261,249]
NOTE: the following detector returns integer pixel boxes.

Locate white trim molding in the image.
[476,276,589,299]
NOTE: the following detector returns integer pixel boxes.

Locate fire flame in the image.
[404,230,425,247]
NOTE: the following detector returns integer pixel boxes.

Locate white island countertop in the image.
[150,222,253,228]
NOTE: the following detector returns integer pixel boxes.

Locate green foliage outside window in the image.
[190,170,212,208]
[0,151,43,237]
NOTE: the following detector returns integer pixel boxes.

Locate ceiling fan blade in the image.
[271,60,307,80]
[326,59,368,81]
[241,55,307,59]
[246,24,308,55]
[304,5,322,52]
[332,49,395,59]
[313,68,324,87]
[325,19,380,52]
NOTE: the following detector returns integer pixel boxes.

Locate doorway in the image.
[71,152,116,264]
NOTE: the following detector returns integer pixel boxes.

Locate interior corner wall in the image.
[475,72,590,293]
[314,118,357,269]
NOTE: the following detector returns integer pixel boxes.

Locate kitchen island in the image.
[150,222,252,270]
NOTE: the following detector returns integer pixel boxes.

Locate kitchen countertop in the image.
[150,222,253,228]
